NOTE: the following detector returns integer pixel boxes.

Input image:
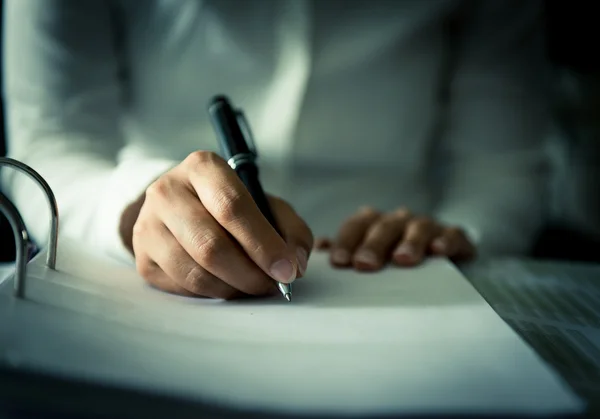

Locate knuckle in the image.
[358,205,378,216]
[340,217,361,232]
[347,207,379,227]
[131,219,150,240]
[410,216,434,230]
[397,206,411,215]
[393,206,413,219]
[135,258,155,280]
[213,188,246,224]
[185,150,222,168]
[183,265,208,295]
[190,231,226,267]
[145,177,171,201]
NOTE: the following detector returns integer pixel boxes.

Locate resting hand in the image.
[315,207,475,271]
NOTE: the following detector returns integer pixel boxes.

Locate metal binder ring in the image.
[0,192,29,298]
[0,157,60,298]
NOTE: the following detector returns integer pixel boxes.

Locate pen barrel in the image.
[236,165,282,236]
[208,96,250,160]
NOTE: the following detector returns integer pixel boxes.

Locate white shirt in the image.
[2,0,550,264]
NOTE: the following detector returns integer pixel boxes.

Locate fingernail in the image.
[270,259,296,284]
[394,244,414,258]
[354,250,378,267]
[332,249,350,265]
[296,247,308,275]
[432,238,446,252]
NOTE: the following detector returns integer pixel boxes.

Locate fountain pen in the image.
[207,95,292,302]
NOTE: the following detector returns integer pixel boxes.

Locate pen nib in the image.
[284,293,292,302]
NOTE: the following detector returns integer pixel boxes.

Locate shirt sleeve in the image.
[1,0,177,264]
[434,0,551,256]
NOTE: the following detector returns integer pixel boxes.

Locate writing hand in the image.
[124,151,313,299]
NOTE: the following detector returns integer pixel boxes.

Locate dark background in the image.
[0,0,599,263]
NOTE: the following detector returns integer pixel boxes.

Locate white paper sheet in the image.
[0,263,13,285]
[0,239,585,416]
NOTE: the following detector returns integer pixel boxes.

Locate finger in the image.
[136,221,243,299]
[430,227,476,261]
[135,253,197,297]
[132,225,197,297]
[314,237,332,250]
[269,197,314,277]
[352,209,412,271]
[392,217,441,266]
[180,151,298,284]
[144,179,276,295]
[331,206,381,267]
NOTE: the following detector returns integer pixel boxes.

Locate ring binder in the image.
[0,157,59,298]
[0,190,29,298]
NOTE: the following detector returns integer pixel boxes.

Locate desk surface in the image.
[463,258,600,415]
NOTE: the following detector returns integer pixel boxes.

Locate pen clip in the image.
[235,110,258,158]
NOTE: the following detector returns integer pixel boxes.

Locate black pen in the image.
[207,95,292,302]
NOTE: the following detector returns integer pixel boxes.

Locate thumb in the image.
[269,196,314,277]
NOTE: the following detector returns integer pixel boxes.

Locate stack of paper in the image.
[0,239,584,416]
[0,263,13,285]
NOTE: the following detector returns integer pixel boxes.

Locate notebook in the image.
[0,156,586,417]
